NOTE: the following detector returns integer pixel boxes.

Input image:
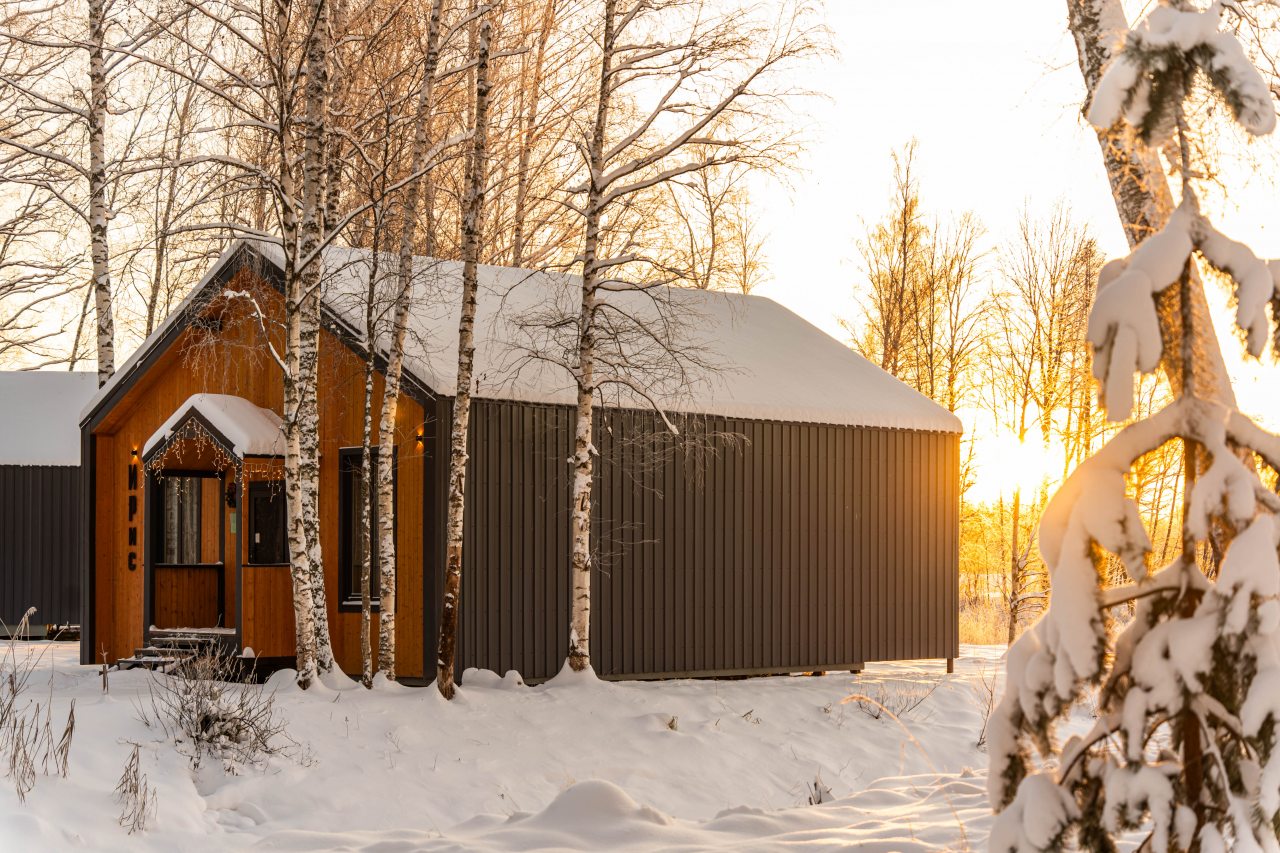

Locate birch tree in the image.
[294,0,338,677]
[558,0,821,672]
[986,205,1100,642]
[507,0,565,268]
[849,143,987,414]
[356,237,384,689]
[437,11,492,700]
[0,0,161,383]
[346,82,406,689]
[157,0,341,686]
[850,140,925,377]
[655,159,771,293]
[376,0,450,681]
[0,189,77,366]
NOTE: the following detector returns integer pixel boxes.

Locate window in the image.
[246,482,287,565]
[156,475,203,564]
[339,448,394,608]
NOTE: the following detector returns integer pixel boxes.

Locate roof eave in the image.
[79,240,436,432]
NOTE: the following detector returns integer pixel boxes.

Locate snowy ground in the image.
[0,643,1036,851]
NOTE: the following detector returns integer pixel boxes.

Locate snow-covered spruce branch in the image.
[990,388,1280,843]
[1087,1,1275,144]
[1088,191,1280,421]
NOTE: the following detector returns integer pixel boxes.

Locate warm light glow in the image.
[970,431,1065,504]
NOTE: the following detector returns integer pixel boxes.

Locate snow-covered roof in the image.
[0,372,98,466]
[143,393,286,459]
[87,241,962,435]
[276,244,962,434]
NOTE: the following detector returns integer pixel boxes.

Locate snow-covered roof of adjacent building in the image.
[85,241,963,435]
[143,394,286,459]
[0,372,98,466]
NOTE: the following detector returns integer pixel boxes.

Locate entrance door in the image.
[149,472,226,629]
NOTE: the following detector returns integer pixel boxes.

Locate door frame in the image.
[143,468,228,638]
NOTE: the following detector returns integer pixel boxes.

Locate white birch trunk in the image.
[283,252,320,687]
[376,0,445,680]
[566,0,617,673]
[299,0,335,675]
[357,242,381,689]
[358,433,373,686]
[87,0,114,385]
[437,15,491,699]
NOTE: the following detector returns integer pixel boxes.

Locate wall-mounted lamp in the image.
[130,447,138,459]
[416,430,424,446]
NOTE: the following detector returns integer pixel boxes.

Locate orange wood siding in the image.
[200,476,222,565]
[91,269,427,676]
[153,567,221,629]
[242,566,295,658]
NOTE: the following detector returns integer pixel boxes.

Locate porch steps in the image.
[115,630,228,671]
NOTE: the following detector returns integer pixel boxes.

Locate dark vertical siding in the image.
[441,399,960,682]
[0,465,81,629]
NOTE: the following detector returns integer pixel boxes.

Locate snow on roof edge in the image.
[143,394,286,459]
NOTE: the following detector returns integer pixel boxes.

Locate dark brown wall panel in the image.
[445,399,960,683]
[0,465,80,629]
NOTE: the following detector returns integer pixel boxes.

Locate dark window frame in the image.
[152,472,219,567]
[338,446,396,611]
[245,480,288,566]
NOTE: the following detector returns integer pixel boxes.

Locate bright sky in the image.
[752,0,1280,502]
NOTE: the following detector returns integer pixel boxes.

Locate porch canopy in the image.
[138,393,285,642]
[143,394,285,467]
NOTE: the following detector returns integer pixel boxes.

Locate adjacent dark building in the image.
[0,372,96,634]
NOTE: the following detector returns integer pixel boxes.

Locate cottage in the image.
[75,241,961,680]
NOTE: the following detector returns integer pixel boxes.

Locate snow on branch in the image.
[1087,1,1276,143]
[989,393,1280,849]
[1088,193,1280,421]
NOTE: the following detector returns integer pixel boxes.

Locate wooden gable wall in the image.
[89,266,427,677]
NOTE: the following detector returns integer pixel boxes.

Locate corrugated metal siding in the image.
[0,465,81,627]
[444,399,959,682]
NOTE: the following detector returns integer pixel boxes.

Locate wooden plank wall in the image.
[91,269,427,676]
[152,568,221,629]
[317,325,426,678]
[0,465,80,628]
[240,465,293,658]
[449,400,960,682]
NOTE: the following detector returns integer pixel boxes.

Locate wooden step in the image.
[116,654,186,671]
[148,636,216,650]
[132,645,196,657]
[149,627,234,635]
